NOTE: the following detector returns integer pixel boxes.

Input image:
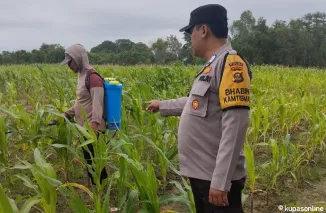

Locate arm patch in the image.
[219,53,251,111]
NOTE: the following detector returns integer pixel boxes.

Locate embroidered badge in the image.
[203,66,212,74]
[192,100,199,110]
[233,72,244,83]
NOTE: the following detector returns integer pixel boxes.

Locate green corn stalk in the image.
[258,139,286,204]
[149,117,172,189]
[270,139,284,189]
[122,190,139,213]
[0,103,54,151]
[280,134,290,169]
[183,178,196,213]
[116,152,159,213]
[0,116,8,167]
[64,111,117,213]
[117,156,128,207]
[90,135,110,213]
[159,180,195,213]
[244,143,257,213]
[287,143,307,186]
[129,93,146,155]
[6,82,17,107]
[58,180,114,213]
[57,185,90,213]
[0,183,41,213]
[13,148,59,213]
[247,108,261,147]
[157,135,178,189]
[278,95,287,133]
[132,159,160,213]
[261,106,270,142]
[0,183,18,213]
[52,118,73,181]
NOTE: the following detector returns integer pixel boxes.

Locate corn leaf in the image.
[19,196,40,213]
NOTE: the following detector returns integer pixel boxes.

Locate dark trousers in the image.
[189,177,246,213]
[82,135,108,185]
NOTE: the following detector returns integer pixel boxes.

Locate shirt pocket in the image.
[187,83,211,117]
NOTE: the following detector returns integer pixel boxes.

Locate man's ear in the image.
[201,24,209,38]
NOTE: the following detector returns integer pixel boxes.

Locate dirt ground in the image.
[243,166,326,213]
[295,178,326,206]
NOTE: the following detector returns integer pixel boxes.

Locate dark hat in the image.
[179,4,228,33]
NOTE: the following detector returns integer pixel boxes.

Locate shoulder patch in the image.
[219,53,251,111]
[203,66,212,74]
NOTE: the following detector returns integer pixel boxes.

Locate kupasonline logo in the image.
[278,205,324,212]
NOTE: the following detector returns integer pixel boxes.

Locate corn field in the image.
[0,64,326,213]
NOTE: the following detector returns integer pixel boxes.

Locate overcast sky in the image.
[1,0,325,52]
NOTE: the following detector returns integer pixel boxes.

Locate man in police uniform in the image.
[147,4,251,213]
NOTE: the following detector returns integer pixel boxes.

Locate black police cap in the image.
[179,4,228,33]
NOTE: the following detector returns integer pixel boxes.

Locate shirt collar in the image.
[213,42,232,57]
[204,42,232,66]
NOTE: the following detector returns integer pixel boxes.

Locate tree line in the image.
[1,10,326,68]
[230,11,326,68]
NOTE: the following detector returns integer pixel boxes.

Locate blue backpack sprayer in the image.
[85,70,123,132]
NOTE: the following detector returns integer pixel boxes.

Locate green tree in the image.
[39,43,65,63]
[151,38,169,64]
[90,40,118,53]
[179,32,193,64]
[115,39,135,52]
[1,51,14,65]
[31,49,44,63]
[166,35,182,62]
[132,42,155,64]
[13,50,31,64]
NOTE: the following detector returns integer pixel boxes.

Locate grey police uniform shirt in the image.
[159,42,249,192]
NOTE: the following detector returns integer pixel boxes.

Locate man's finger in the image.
[209,191,219,206]
[209,192,213,205]
[213,196,219,206]
[222,192,229,206]
[216,193,223,206]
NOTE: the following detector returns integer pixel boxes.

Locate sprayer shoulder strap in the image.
[85,69,106,121]
[85,69,105,92]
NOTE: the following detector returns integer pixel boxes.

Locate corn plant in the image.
[50,118,74,181]
[58,181,115,213]
[0,183,44,213]
[0,103,54,151]
[159,180,196,213]
[0,183,18,213]
[244,143,258,213]
[13,148,59,213]
[0,116,8,167]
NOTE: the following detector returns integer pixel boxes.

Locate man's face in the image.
[190,25,204,57]
[68,59,78,73]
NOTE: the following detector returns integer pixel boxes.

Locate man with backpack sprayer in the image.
[60,44,123,186]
